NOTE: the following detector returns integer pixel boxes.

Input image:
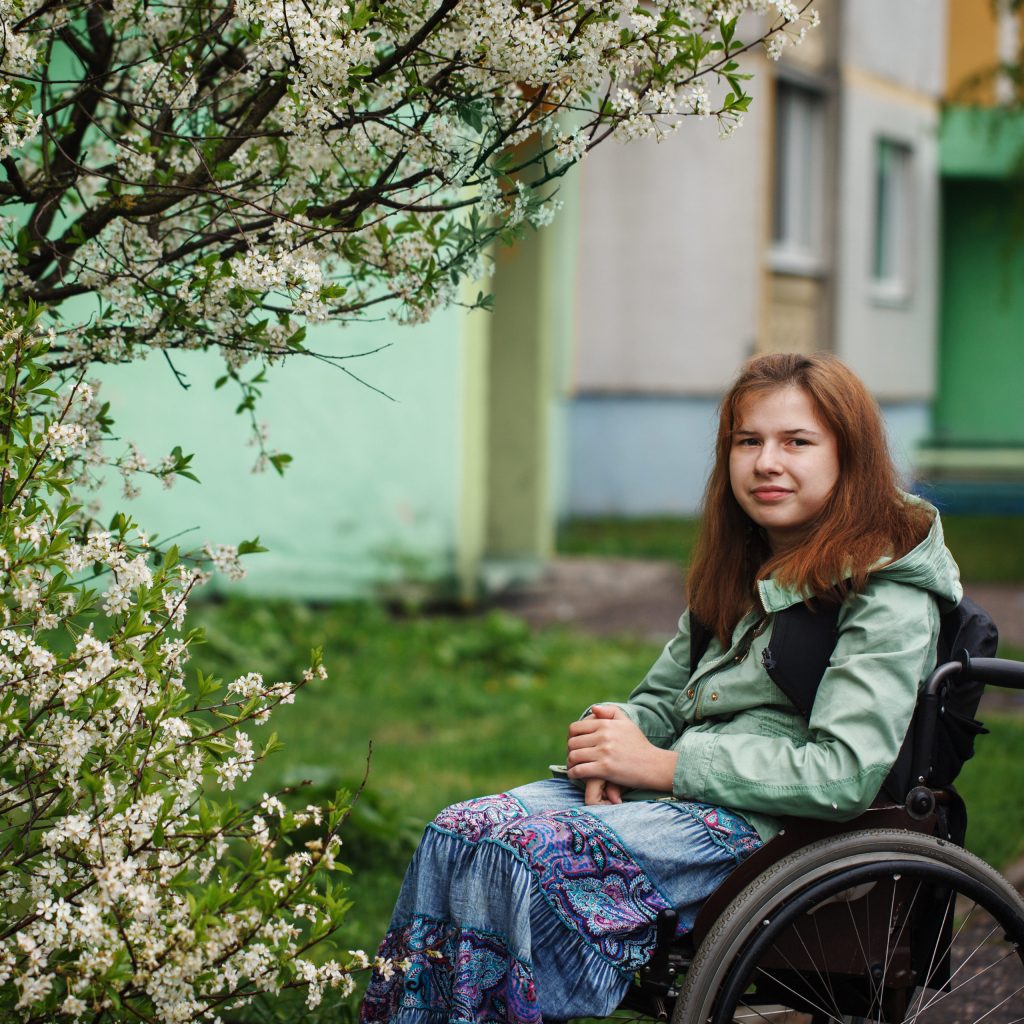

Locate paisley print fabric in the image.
[430,792,528,843]
[675,800,764,861]
[482,807,671,968]
[359,779,762,1024]
[361,915,540,1024]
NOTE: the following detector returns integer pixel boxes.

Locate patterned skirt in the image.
[359,778,762,1024]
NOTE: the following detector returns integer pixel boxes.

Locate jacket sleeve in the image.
[597,610,694,746]
[673,580,939,820]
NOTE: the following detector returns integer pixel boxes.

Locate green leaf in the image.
[269,453,293,476]
[456,102,485,133]
[351,1,373,29]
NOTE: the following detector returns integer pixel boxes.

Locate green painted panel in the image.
[936,180,1024,445]
[93,313,467,599]
[941,107,1024,180]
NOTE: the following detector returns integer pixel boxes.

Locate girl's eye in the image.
[736,438,760,447]
[788,438,811,447]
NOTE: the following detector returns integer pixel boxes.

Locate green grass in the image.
[939,515,1024,583]
[185,598,1024,1015]
[558,514,1024,584]
[557,516,701,563]
[957,712,1024,870]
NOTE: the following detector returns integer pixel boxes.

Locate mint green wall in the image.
[935,179,1024,446]
[96,312,469,599]
[50,183,583,601]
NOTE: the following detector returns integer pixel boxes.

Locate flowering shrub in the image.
[0,308,376,1020]
[2,0,817,443]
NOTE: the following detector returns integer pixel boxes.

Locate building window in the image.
[770,80,825,274]
[871,138,913,301]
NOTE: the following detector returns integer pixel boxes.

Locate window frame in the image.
[869,135,915,307]
[768,78,827,277]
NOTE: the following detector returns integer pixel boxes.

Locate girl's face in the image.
[728,385,840,553]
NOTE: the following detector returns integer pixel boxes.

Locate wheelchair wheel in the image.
[673,829,1024,1024]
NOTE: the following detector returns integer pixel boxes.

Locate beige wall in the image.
[946,0,1001,103]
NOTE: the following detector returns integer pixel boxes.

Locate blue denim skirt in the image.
[359,779,761,1024]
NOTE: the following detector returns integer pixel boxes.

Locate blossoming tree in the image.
[0,0,818,1019]
[0,308,368,1021]
[3,0,817,427]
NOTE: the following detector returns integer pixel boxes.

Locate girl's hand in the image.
[584,778,624,805]
[568,705,678,793]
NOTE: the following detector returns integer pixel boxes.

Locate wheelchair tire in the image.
[673,828,1024,1024]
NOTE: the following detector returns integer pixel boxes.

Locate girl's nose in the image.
[755,443,783,474]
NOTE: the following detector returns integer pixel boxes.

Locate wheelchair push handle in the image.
[922,654,1024,695]
[964,656,1024,689]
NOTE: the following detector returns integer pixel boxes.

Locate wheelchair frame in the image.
[620,654,1024,1024]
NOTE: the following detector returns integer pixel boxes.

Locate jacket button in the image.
[686,688,695,699]
[710,692,719,702]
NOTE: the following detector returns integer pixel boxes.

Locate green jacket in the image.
[594,509,962,841]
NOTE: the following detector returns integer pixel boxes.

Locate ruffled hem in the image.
[360,787,759,1024]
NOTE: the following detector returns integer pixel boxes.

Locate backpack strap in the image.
[760,600,841,718]
[689,602,839,714]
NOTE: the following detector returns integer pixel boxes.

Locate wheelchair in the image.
[619,654,1024,1024]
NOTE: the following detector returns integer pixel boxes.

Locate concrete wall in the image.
[567,397,719,515]
[564,71,769,517]
[567,396,927,516]
[572,77,767,396]
[832,80,942,400]
[832,4,945,402]
[564,3,947,517]
[842,0,947,97]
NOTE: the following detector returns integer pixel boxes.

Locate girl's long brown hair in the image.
[687,352,933,645]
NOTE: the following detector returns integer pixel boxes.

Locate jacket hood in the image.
[869,501,962,611]
[758,496,963,613]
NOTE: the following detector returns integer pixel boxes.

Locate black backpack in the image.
[688,595,999,799]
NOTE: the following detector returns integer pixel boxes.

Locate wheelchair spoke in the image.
[904,887,956,1022]
[730,1005,811,1021]
[842,885,874,983]
[864,876,925,1023]
[908,945,1017,1020]
[913,977,1024,1024]
[753,921,845,1022]
[909,915,1002,1019]
[905,899,983,1022]
[840,883,880,1015]
[810,901,841,1018]
[737,962,847,1023]
[879,877,921,996]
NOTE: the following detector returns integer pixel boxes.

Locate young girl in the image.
[360,352,963,1024]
